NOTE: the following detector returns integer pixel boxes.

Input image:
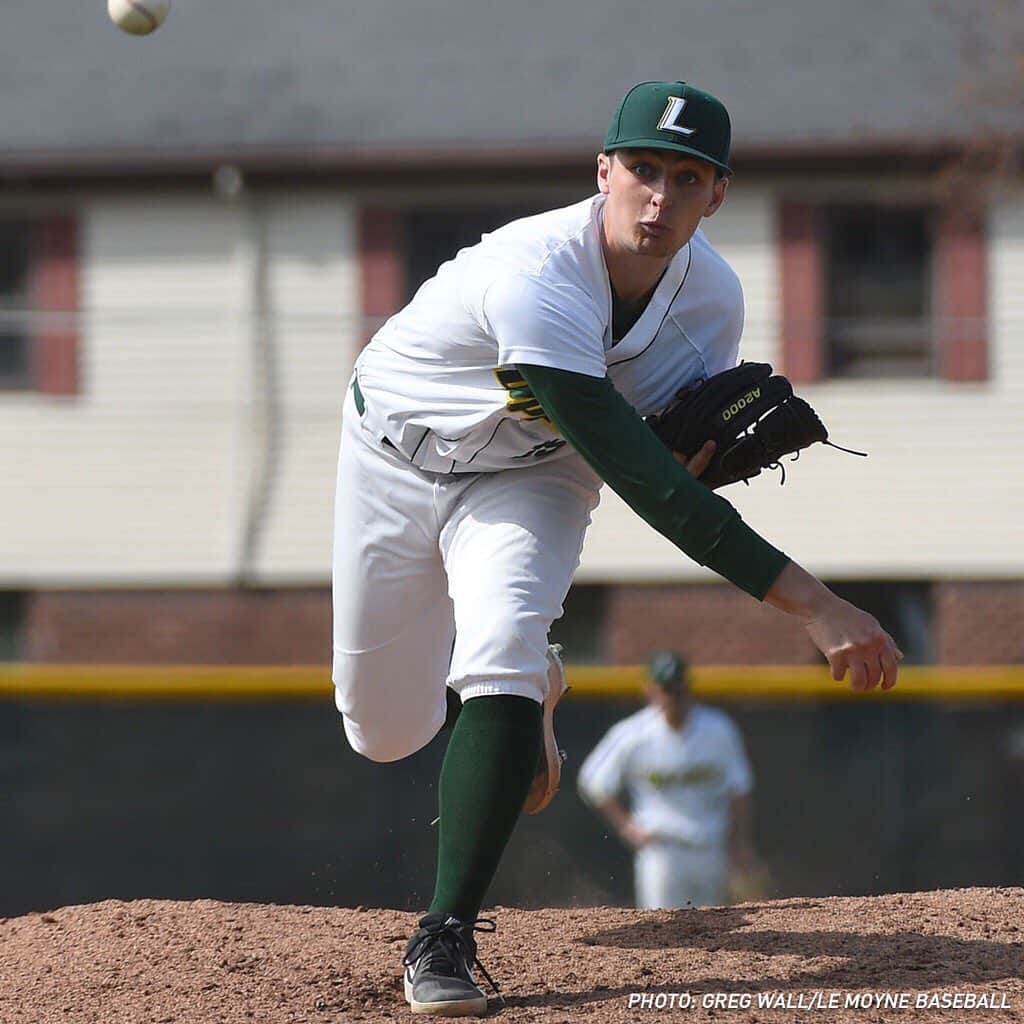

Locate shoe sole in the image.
[404,975,488,1016]
[524,644,569,815]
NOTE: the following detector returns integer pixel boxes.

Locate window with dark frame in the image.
[824,205,933,379]
[549,584,608,664]
[403,205,549,301]
[0,592,26,661]
[0,219,34,390]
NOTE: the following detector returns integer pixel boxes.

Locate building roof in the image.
[3,0,1022,175]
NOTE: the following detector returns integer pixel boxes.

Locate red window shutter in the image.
[31,213,80,396]
[934,208,987,382]
[779,201,824,383]
[357,207,406,351]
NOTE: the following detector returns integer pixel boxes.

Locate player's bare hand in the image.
[803,594,904,691]
[674,440,716,478]
[621,821,653,850]
[765,564,903,691]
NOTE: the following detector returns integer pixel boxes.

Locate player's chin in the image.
[631,234,678,258]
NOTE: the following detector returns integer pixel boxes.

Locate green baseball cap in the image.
[605,81,732,175]
[648,650,690,692]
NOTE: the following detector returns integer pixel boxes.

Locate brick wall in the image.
[26,583,815,666]
[26,589,332,664]
[935,581,1024,664]
[607,583,818,664]
[21,580,1024,665]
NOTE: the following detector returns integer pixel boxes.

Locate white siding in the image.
[251,197,359,582]
[1,197,246,583]
[2,183,1020,585]
[0,191,358,585]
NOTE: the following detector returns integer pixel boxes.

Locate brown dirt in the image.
[1,889,1022,1023]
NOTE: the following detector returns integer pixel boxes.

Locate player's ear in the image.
[703,175,729,218]
[597,152,613,195]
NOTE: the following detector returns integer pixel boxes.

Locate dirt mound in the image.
[2,889,1022,1022]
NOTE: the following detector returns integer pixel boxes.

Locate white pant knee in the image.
[333,669,446,763]
[339,709,443,763]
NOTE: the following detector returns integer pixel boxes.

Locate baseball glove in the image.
[648,362,863,489]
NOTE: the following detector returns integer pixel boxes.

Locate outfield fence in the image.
[1,663,1022,701]
[2,663,1022,919]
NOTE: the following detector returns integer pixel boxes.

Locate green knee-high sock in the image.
[429,694,541,921]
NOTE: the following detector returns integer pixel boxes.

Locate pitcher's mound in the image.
[3,888,1022,1022]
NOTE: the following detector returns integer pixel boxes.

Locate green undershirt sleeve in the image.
[515,363,790,601]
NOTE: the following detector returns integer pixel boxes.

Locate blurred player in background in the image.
[578,651,755,909]
[332,80,902,1016]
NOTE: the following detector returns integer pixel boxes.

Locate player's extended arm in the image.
[763,561,902,690]
[595,796,651,851]
[516,363,789,601]
[517,364,903,688]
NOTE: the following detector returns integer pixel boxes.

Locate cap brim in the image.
[605,138,732,174]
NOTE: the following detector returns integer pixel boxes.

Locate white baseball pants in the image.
[332,385,601,763]
[634,842,729,909]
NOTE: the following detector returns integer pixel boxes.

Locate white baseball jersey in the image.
[334,194,746,767]
[577,703,752,849]
[356,194,743,472]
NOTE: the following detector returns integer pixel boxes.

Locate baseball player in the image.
[332,80,903,1017]
[578,651,755,909]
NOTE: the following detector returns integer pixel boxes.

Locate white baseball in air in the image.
[107,0,170,35]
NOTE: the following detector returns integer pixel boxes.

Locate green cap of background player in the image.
[647,650,690,692]
[605,81,732,175]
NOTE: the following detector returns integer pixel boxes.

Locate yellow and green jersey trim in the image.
[495,367,550,423]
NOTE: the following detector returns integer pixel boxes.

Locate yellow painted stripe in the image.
[0,664,1022,701]
[567,665,1024,701]
[0,665,332,700]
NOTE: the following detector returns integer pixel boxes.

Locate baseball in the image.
[107,0,170,35]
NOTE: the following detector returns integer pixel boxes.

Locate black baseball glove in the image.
[648,362,863,489]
